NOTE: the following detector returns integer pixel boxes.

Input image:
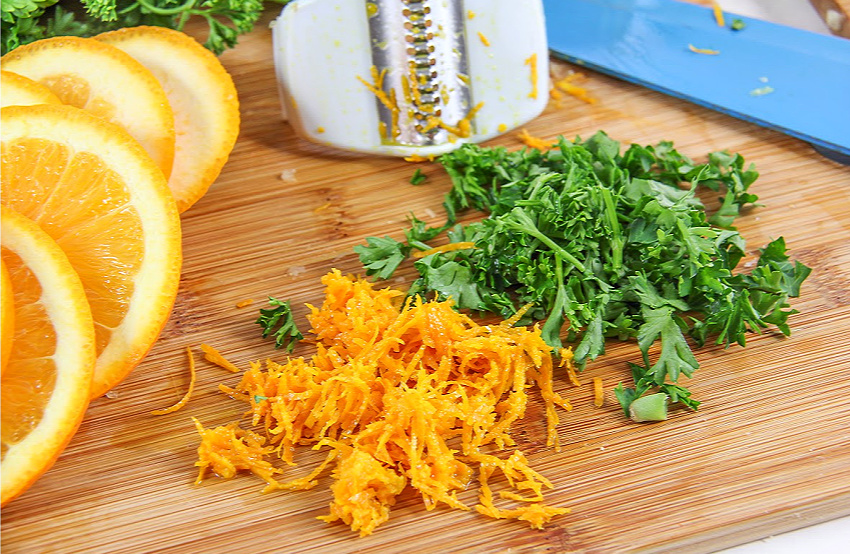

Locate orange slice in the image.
[1,258,14,376]
[97,26,240,213]
[0,70,63,108]
[1,205,95,506]
[1,36,175,179]
[1,104,182,398]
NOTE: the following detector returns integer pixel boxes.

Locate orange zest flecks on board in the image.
[194,270,573,536]
[200,343,240,373]
[712,1,726,27]
[412,241,476,259]
[151,347,197,415]
[551,73,598,105]
[688,44,720,55]
[477,31,490,47]
[235,298,254,309]
[593,376,604,407]
[517,129,554,150]
[524,53,538,99]
[403,154,435,163]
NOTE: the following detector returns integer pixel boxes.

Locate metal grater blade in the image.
[366,0,473,147]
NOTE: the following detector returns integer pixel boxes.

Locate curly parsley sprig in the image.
[2,0,290,56]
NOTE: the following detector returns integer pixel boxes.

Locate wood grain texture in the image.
[3,9,850,554]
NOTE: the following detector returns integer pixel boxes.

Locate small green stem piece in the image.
[629,393,668,422]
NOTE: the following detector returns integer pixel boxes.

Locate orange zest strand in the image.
[235,298,254,308]
[552,73,598,104]
[193,270,573,536]
[688,44,720,55]
[712,1,725,27]
[560,348,581,387]
[412,241,477,258]
[524,53,538,99]
[151,346,196,415]
[517,128,554,150]
[477,31,490,47]
[403,154,435,163]
[501,302,535,327]
[593,376,604,407]
[200,343,241,373]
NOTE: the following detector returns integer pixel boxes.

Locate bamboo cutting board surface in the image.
[3,9,850,554]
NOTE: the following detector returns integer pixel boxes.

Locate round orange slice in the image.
[97,26,240,213]
[1,104,182,398]
[1,36,175,179]
[1,205,95,506]
[0,70,63,108]
[1,258,14,376]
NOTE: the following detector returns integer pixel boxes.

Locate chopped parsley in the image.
[354,132,811,416]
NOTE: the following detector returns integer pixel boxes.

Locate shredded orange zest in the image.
[412,241,476,259]
[200,343,241,373]
[525,53,538,99]
[194,270,573,536]
[192,417,283,492]
[552,73,598,104]
[313,202,331,213]
[235,298,254,308]
[403,154,435,163]
[151,346,197,415]
[688,44,720,55]
[467,10,475,19]
[593,376,604,407]
[477,31,490,47]
[712,1,725,27]
[517,129,554,150]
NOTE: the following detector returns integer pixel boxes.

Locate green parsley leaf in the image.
[257,297,303,352]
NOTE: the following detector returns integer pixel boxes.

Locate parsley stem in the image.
[505,208,587,273]
[629,393,668,422]
[137,0,198,16]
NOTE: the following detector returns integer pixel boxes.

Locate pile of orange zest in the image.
[688,44,720,55]
[524,53,538,99]
[403,154,435,163]
[200,343,241,373]
[357,66,400,139]
[593,376,604,407]
[192,417,283,492]
[712,1,725,27]
[517,128,554,150]
[477,31,490,47]
[195,269,572,536]
[412,241,477,259]
[560,348,582,387]
[552,73,598,104]
[235,298,254,308]
[151,347,197,415]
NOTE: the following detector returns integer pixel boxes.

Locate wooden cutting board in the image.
[3,9,849,554]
